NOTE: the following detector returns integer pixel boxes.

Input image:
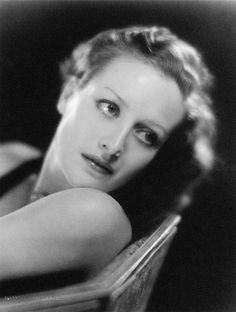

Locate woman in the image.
[0,26,216,284]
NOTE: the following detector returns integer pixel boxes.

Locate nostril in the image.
[100,140,108,150]
[99,138,124,160]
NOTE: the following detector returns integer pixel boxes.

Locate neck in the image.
[34,140,71,195]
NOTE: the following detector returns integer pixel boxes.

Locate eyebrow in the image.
[104,87,128,108]
[104,86,167,136]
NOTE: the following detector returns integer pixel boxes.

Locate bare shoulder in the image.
[0,141,42,176]
[54,188,132,243]
[48,188,132,272]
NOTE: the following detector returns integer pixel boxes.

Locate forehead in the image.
[89,56,186,131]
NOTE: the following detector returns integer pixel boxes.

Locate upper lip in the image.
[81,153,114,174]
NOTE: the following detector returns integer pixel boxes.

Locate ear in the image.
[57,78,77,115]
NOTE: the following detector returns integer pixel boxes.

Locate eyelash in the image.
[96,99,120,118]
[135,128,160,148]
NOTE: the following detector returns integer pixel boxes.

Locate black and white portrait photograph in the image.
[0,1,235,311]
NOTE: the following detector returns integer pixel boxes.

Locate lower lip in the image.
[81,155,112,175]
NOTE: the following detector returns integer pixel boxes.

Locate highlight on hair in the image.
[60,26,217,238]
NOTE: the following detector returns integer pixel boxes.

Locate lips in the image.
[81,153,114,175]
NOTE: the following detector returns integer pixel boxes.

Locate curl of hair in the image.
[60,26,217,239]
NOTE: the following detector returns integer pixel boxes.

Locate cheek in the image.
[61,109,93,141]
[125,148,157,174]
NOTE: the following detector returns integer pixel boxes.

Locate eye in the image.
[135,128,160,148]
[97,99,120,118]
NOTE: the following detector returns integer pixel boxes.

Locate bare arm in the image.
[0,188,131,282]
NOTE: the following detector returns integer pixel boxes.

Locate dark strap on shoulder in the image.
[0,157,43,197]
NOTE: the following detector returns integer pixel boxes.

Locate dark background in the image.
[0,1,235,311]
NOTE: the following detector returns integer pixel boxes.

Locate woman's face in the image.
[53,55,186,192]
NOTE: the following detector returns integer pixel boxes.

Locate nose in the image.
[99,129,128,161]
